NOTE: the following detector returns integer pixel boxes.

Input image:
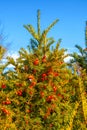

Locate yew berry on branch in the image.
[42,55,46,63]
[16,90,23,96]
[1,84,7,89]
[2,98,11,105]
[0,10,85,130]
[1,108,10,115]
[33,58,39,65]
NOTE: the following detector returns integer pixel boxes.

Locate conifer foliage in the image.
[70,21,87,72]
[0,10,87,130]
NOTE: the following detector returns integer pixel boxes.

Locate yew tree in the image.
[0,10,86,130]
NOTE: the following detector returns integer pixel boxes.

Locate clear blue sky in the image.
[0,0,87,54]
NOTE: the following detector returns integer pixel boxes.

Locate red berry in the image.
[49,95,53,99]
[1,84,6,89]
[57,93,61,97]
[33,58,39,65]
[29,82,36,88]
[5,101,11,105]
[16,83,22,87]
[26,109,31,113]
[41,73,48,81]
[26,120,29,124]
[42,73,47,78]
[2,98,11,105]
[17,90,23,96]
[40,91,44,98]
[57,93,64,99]
[1,108,10,115]
[29,91,33,95]
[28,75,34,81]
[5,98,11,105]
[41,77,45,81]
[46,95,53,103]
[42,55,46,63]
[29,85,33,88]
[32,81,36,86]
[53,86,57,92]
[47,68,53,75]
[53,72,59,77]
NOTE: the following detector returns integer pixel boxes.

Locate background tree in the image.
[69,21,87,129]
[70,21,87,73]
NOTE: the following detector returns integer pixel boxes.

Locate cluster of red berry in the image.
[2,98,11,105]
[1,108,10,115]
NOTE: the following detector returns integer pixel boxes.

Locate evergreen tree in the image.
[0,10,87,130]
[70,21,87,72]
[69,21,87,128]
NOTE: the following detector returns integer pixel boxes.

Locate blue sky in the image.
[0,0,87,55]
